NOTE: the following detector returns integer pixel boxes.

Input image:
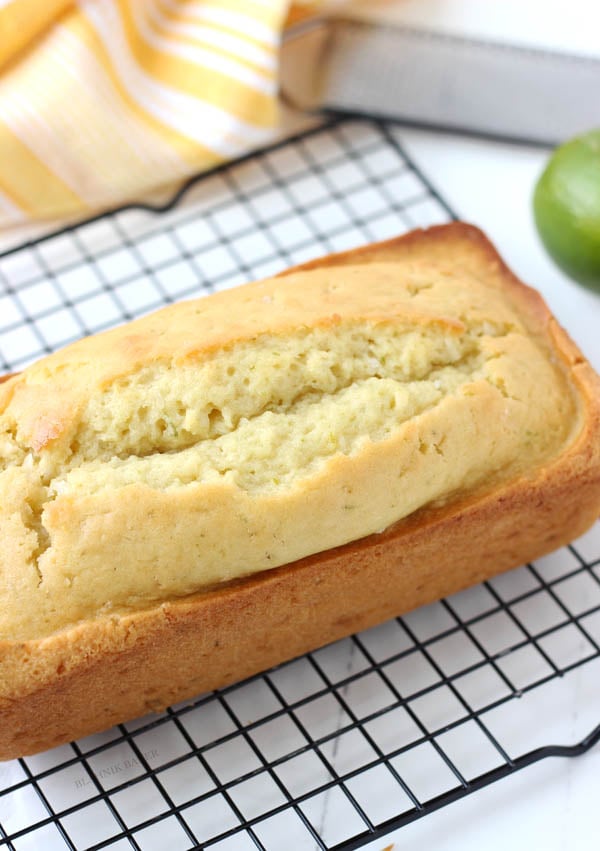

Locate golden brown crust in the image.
[1,223,599,760]
[278,223,554,334]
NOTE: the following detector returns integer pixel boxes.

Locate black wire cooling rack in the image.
[0,118,599,851]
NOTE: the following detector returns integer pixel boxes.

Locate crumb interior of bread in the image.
[0,266,580,641]
[50,325,491,494]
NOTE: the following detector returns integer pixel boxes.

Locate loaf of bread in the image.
[0,223,598,759]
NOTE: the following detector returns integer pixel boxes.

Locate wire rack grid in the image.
[0,118,599,851]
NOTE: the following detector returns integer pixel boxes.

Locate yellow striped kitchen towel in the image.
[0,0,344,229]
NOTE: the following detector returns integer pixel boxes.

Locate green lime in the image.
[533,129,600,293]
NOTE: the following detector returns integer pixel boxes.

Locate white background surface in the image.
[348,0,600,57]
[362,125,600,851]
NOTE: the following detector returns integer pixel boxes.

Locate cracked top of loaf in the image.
[0,225,582,640]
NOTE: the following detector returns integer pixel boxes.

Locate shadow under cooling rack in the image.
[0,117,599,851]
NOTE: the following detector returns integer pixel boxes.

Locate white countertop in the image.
[362,125,600,851]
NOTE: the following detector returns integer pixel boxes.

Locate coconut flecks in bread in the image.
[0,261,578,641]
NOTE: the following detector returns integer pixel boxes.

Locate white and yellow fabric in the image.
[0,0,355,229]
